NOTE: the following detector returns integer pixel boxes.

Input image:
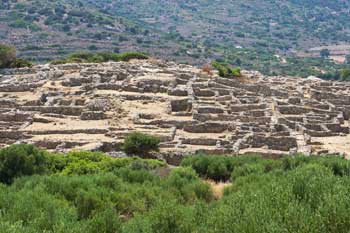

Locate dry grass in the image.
[206,180,231,199]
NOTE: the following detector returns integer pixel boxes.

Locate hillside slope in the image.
[1,0,350,77]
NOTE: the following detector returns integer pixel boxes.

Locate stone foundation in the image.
[0,60,349,157]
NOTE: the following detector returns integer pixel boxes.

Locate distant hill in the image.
[1,0,350,78]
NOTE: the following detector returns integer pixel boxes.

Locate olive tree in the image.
[0,44,16,68]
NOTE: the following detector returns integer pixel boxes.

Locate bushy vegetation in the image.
[320,67,350,81]
[181,154,350,181]
[0,144,48,184]
[122,132,160,157]
[0,144,165,183]
[0,44,32,69]
[211,61,241,78]
[51,51,148,64]
[2,145,350,232]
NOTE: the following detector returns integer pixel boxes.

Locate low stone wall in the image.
[20,106,84,116]
[184,122,229,133]
[247,135,297,151]
[170,99,192,112]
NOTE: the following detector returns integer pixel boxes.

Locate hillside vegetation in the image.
[2,0,350,78]
[1,144,350,232]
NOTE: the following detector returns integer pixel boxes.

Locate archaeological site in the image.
[1,59,350,162]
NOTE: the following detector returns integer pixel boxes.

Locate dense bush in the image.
[181,155,264,181]
[51,51,148,64]
[123,132,160,157]
[0,144,165,183]
[117,52,149,61]
[0,166,213,232]
[0,144,48,184]
[230,163,264,181]
[10,58,33,68]
[211,61,241,78]
[1,145,350,232]
[181,154,350,182]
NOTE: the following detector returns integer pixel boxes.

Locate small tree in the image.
[345,55,350,64]
[123,132,160,157]
[320,49,330,58]
[0,44,16,68]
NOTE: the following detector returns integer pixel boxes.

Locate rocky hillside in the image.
[1,59,350,160]
[1,0,350,77]
[0,0,170,61]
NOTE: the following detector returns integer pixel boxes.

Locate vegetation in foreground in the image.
[1,144,350,232]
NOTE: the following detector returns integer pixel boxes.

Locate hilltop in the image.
[2,0,350,78]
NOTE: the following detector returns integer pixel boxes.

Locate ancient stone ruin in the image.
[0,59,350,159]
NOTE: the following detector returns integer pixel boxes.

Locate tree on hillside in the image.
[0,44,32,69]
[0,44,16,68]
[345,55,350,64]
[320,49,330,58]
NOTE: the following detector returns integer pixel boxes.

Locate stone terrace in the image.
[0,60,350,158]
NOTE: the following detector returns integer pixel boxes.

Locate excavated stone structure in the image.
[0,60,349,159]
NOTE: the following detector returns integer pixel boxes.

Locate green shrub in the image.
[124,200,197,233]
[2,146,350,232]
[165,167,213,203]
[60,160,102,176]
[281,156,312,171]
[85,208,122,233]
[166,167,199,188]
[113,167,159,183]
[230,163,265,181]
[211,61,241,78]
[181,155,260,181]
[123,132,160,157]
[68,51,105,63]
[10,58,33,68]
[291,164,334,209]
[56,151,164,175]
[2,186,77,232]
[117,51,148,61]
[128,159,165,170]
[0,145,165,180]
[50,51,148,64]
[0,144,49,184]
[180,155,211,175]
[318,156,350,176]
[76,189,105,220]
[207,159,230,181]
